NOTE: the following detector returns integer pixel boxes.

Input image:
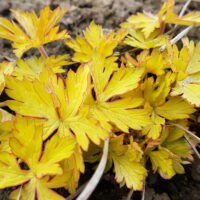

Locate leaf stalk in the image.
[77,138,109,200]
[38,46,48,58]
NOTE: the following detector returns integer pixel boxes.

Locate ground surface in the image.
[0,0,199,199]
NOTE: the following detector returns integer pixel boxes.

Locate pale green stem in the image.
[169,123,200,159]
[0,102,6,107]
[77,139,109,200]
[141,181,146,200]
[170,123,200,142]
[16,186,22,200]
[67,182,88,200]
[184,134,200,159]
[179,0,192,17]
[38,46,48,58]
[160,26,193,51]
[126,189,134,200]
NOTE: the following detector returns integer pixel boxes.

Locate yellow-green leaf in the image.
[12,55,70,80]
[109,135,147,190]
[66,22,126,62]
[149,148,175,179]
[0,6,69,57]
[0,61,14,95]
[123,30,168,49]
[0,152,31,188]
[155,97,195,120]
[6,66,108,150]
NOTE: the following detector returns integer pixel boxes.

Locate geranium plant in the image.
[0,0,200,199]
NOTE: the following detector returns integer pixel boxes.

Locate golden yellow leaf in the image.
[10,178,66,200]
[6,66,108,150]
[0,152,32,189]
[149,125,192,180]
[91,100,150,132]
[123,29,168,49]
[12,55,70,80]
[0,6,69,57]
[142,72,176,106]
[166,11,200,26]
[90,54,144,102]
[66,22,126,62]
[9,116,75,177]
[122,13,160,39]
[0,112,13,153]
[162,126,193,160]
[83,53,150,133]
[47,148,84,193]
[121,0,200,39]
[170,43,200,106]
[109,135,147,190]
[140,73,193,139]
[155,97,195,120]
[139,49,169,75]
[142,110,165,139]
[36,135,75,177]
[149,148,176,179]
[36,180,66,200]
[149,125,193,178]
[3,116,76,199]
[121,0,174,38]
[0,61,14,95]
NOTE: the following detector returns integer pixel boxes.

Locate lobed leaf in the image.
[109,135,147,190]
[0,6,69,57]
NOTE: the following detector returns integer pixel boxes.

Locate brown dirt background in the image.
[0,0,200,199]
